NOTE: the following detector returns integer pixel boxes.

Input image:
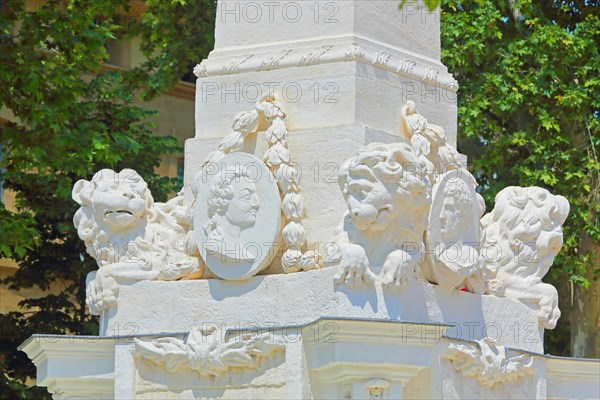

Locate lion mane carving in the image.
[72,169,201,314]
[481,186,569,329]
[329,142,432,287]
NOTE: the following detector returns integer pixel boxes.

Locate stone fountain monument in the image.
[20,1,599,399]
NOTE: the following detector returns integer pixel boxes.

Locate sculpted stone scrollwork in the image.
[194,152,282,280]
[72,169,201,315]
[422,170,486,293]
[480,186,569,329]
[442,337,534,388]
[134,328,284,376]
[328,102,569,325]
[329,142,431,287]
[193,60,208,77]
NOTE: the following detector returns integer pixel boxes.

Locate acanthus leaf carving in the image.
[442,337,534,388]
[424,66,440,82]
[134,328,285,376]
[221,54,254,74]
[192,43,458,90]
[193,60,208,77]
[396,58,417,74]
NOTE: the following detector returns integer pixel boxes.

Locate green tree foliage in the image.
[440,0,599,355]
[0,0,215,397]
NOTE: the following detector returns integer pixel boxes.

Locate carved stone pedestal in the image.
[20,1,600,399]
[19,271,600,399]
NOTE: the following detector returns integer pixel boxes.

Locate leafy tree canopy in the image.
[0,0,215,398]
[440,0,599,356]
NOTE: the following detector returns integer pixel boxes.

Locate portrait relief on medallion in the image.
[193,152,281,280]
[423,169,486,293]
[205,168,261,261]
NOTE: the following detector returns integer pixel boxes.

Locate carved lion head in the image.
[481,186,569,275]
[72,169,155,264]
[338,142,431,233]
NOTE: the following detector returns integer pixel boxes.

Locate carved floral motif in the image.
[424,66,440,82]
[442,337,534,388]
[134,328,284,376]
[193,60,208,77]
[396,58,417,74]
[221,54,254,74]
[257,50,292,71]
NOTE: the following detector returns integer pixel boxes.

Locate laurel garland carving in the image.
[192,95,321,274]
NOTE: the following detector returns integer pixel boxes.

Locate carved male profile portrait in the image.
[424,169,485,293]
[440,179,472,242]
[204,168,260,261]
[194,152,282,280]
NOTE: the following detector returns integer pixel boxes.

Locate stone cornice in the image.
[195,36,459,92]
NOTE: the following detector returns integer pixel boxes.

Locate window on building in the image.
[177,156,185,182]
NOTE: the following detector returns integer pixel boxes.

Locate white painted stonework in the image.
[21,1,599,399]
[194,152,282,280]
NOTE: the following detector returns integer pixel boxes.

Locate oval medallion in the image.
[194,153,281,280]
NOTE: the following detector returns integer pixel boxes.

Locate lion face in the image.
[73,169,153,236]
[345,175,394,232]
[339,142,430,234]
[92,170,149,232]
